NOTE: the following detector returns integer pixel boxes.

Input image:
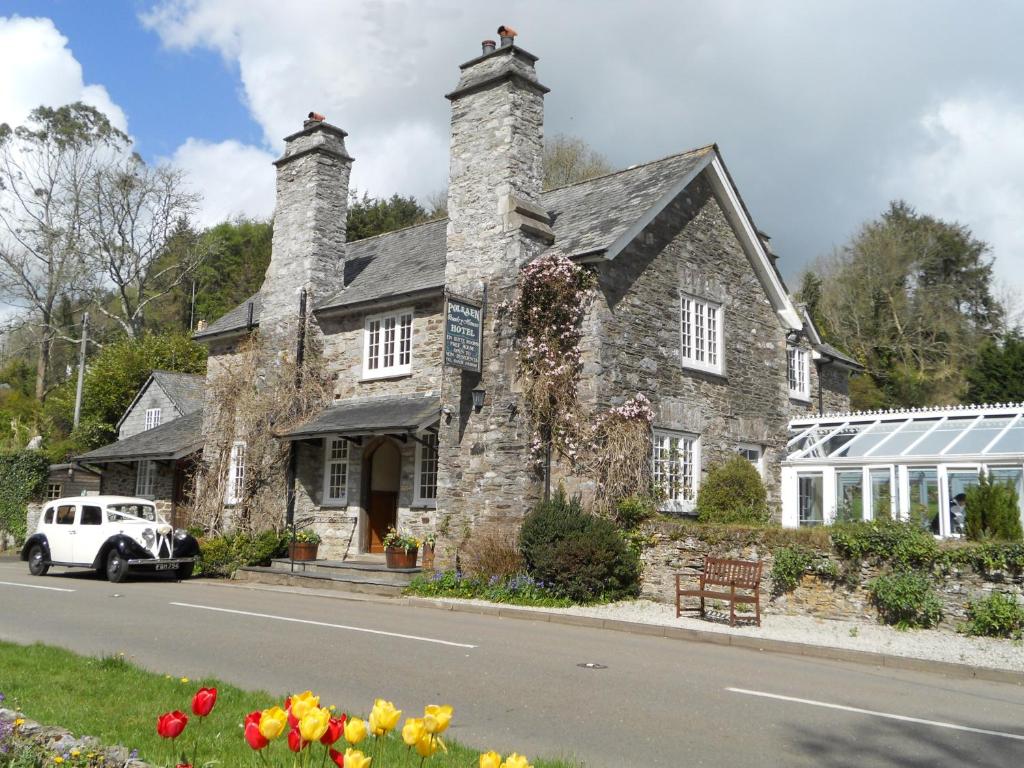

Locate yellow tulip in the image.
[423,704,453,734]
[480,751,502,768]
[298,706,331,743]
[344,748,372,768]
[415,733,445,758]
[502,754,533,768]
[289,690,320,721]
[344,716,368,745]
[258,706,288,741]
[368,698,402,736]
[402,717,426,747]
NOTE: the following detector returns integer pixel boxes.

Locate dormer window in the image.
[680,294,724,375]
[788,346,810,401]
[363,309,413,379]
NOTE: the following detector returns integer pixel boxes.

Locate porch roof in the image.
[281,393,440,440]
[76,410,205,464]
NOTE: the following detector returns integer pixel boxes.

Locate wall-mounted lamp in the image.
[471,385,486,411]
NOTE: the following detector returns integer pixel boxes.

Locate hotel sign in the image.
[444,297,483,372]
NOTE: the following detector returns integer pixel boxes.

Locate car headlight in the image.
[142,528,156,547]
[173,528,188,541]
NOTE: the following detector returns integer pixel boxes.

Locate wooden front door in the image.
[368,491,398,553]
[365,439,401,553]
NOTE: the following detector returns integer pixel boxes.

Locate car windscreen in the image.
[106,503,158,522]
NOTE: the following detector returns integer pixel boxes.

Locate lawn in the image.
[0,642,577,768]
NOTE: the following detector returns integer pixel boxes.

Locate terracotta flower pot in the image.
[289,541,319,561]
[385,546,418,569]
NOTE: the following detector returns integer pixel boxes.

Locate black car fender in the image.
[92,535,152,569]
[172,533,200,559]
[20,534,50,562]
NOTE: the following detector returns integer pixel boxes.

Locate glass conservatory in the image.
[781,404,1024,537]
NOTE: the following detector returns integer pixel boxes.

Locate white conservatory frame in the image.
[781,403,1024,537]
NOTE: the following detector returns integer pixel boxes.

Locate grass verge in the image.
[405,571,577,607]
[0,641,577,767]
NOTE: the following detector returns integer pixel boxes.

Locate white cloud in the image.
[0,15,127,131]
[168,138,276,227]
[889,96,1024,301]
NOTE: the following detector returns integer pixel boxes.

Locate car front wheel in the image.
[176,562,195,581]
[106,550,128,583]
[28,545,49,576]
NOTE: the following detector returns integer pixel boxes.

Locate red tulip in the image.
[288,727,306,752]
[245,720,269,750]
[320,714,347,746]
[156,710,188,739]
[329,747,345,766]
[176,764,192,768]
[191,687,217,717]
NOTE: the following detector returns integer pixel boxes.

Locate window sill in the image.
[681,363,726,380]
[789,393,812,404]
[321,500,349,509]
[411,501,437,510]
[658,500,696,515]
[360,370,413,383]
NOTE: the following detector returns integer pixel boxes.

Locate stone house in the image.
[76,371,205,525]
[189,33,855,559]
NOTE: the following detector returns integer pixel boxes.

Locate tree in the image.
[0,103,126,399]
[965,473,1023,542]
[84,154,202,338]
[43,331,206,457]
[965,332,1024,404]
[543,133,614,190]
[811,201,1003,408]
[346,191,428,242]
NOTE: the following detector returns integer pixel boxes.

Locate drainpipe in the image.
[816,359,824,416]
[285,290,308,565]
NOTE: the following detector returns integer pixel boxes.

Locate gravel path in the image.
[435,597,1024,673]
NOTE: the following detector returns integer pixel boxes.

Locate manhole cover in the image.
[576,662,607,670]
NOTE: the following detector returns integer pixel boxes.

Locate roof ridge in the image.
[541,144,717,195]
[347,215,447,247]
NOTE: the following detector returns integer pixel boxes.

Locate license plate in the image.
[154,563,178,571]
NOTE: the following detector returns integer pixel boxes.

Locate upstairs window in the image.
[652,430,700,512]
[363,309,413,379]
[135,460,155,497]
[323,436,349,505]
[225,442,246,505]
[788,346,810,401]
[415,433,439,507]
[145,408,162,430]
[680,295,723,375]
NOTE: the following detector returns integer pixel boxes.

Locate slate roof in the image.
[151,371,205,415]
[77,410,205,463]
[815,342,863,370]
[281,393,440,439]
[194,147,717,339]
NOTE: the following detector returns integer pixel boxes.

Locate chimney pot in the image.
[497,24,517,47]
[308,111,326,122]
[481,39,496,55]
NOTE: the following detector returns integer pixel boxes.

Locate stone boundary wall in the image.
[640,520,1024,630]
[0,709,151,767]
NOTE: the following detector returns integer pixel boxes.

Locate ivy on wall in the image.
[0,451,49,545]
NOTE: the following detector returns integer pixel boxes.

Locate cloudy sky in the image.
[2,0,1023,298]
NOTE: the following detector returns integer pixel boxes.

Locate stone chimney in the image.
[437,32,554,550]
[259,115,352,351]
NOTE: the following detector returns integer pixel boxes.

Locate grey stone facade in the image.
[103,461,175,518]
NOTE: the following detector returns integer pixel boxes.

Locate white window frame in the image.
[362,308,414,380]
[46,482,63,500]
[737,443,765,477]
[788,346,811,401]
[322,435,350,506]
[679,294,724,375]
[145,408,162,430]
[414,432,439,508]
[225,441,246,505]
[135,460,156,498]
[652,429,700,513]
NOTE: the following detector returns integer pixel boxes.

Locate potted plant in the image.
[421,531,437,570]
[382,527,419,569]
[287,529,322,561]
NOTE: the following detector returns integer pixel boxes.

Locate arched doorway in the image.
[364,439,401,553]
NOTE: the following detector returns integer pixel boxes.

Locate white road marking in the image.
[170,602,478,649]
[0,580,76,593]
[726,687,1024,741]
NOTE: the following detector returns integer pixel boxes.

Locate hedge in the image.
[0,451,48,546]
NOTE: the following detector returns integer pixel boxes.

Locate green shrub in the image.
[770,547,813,594]
[519,488,640,602]
[198,530,288,577]
[615,494,655,529]
[868,571,943,629]
[965,474,1023,542]
[961,591,1024,639]
[695,456,770,525]
[0,450,49,546]
[830,518,939,570]
[937,542,1024,575]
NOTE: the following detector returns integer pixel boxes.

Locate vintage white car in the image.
[20,495,199,583]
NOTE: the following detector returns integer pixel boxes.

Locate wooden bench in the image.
[676,556,763,627]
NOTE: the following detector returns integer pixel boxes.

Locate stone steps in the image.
[233,557,422,597]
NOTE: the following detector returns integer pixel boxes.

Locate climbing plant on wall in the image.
[0,451,49,545]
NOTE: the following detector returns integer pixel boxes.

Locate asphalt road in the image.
[1,559,1023,767]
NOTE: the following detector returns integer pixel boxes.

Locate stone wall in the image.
[641,520,1023,630]
[102,462,175,518]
